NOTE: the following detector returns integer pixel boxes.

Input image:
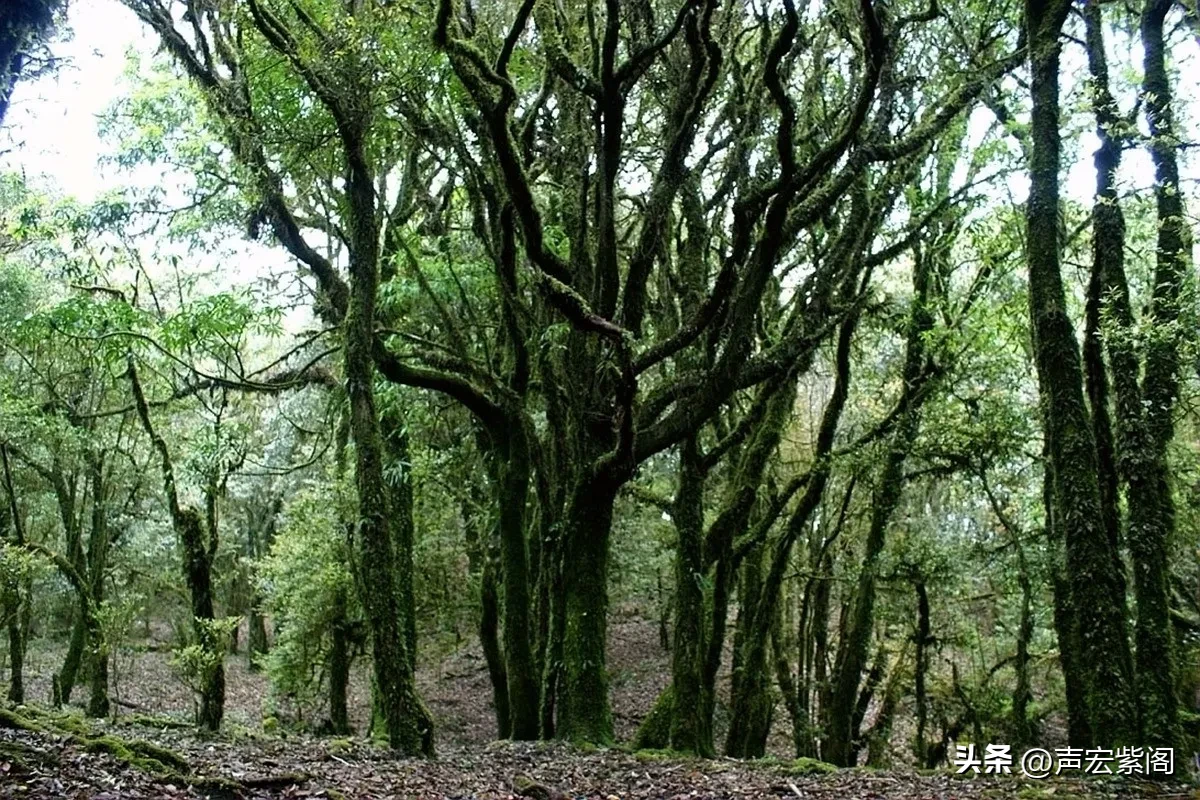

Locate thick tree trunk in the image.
[383,420,418,676]
[494,425,539,740]
[182,511,224,731]
[668,436,712,755]
[725,545,772,758]
[1025,0,1138,744]
[87,651,109,718]
[1045,455,1092,746]
[555,481,617,744]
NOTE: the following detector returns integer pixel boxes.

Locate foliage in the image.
[256,478,357,724]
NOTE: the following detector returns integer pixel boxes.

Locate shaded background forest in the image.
[1,0,1199,775]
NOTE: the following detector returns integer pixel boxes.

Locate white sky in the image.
[0,0,149,200]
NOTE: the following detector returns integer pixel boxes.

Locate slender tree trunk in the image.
[5,609,21,705]
[247,499,279,670]
[2,447,25,705]
[58,609,86,705]
[480,541,511,739]
[913,579,930,762]
[129,360,225,731]
[84,457,110,718]
[1025,0,1138,744]
[328,587,351,735]
[248,609,269,668]
[1012,543,1034,746]
[538,517,565,739]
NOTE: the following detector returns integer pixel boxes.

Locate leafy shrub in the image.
[256,479,358,726]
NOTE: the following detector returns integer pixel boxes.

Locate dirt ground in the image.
[1,616,1192,798]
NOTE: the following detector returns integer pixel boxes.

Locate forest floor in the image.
[2,616,1194,799]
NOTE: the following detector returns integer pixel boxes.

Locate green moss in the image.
[82,734,165,774]
[1017,789,1084,800]
[0,706,45,732]
[48,712,91,736]
[632,686,673,751]
[126,739,190,772]
[779,757,838,777]
[633,748,683,762]
[327,737,355,754]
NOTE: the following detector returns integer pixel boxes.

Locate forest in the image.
[0,0,1198,796]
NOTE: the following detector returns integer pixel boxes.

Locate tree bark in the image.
[344,135,432,754]
[667,436,712,755]
[1025,0,1138,744]
[1122,0,1191,753]
[328,586,351,735]
[555,480,618,744]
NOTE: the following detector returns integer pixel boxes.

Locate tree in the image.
[0,0,61,124]
[1024,0,1137,745]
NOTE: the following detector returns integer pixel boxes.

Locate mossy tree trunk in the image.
[342,121,433,756]
[1104,0,1192,755]
[667,436,712,755]
[555,479,619,744]
[328,585,351,735]
[1044,454,1092,746]
[480,542,511,739]
[1025,0,1138,744]
[491,420,539,740]
[727,285,861,759]
[381,414,418,677]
